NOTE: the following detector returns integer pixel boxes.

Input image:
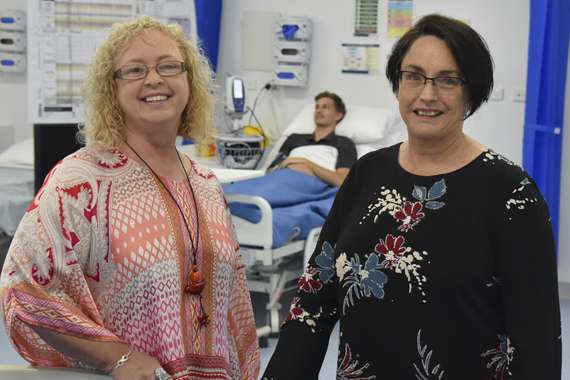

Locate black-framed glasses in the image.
[113,61,187,80]
[399,70,466,91]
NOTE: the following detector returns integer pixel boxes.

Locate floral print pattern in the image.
[481,335,514,380]
[313,241,390,314]
[298,267,323,294]
[315,241,336,284]
[505,177,538,212]
[414,329,446,380]
[337,343,376,380]
[411,179,447,210]
[284,296,321,332]
[363,179,446,232]
[313,235,429,313]
[374,234,406,269]
[341,253,388,313]
[374,234,428,301]
[482,150,515,166]
[394,201,425,231]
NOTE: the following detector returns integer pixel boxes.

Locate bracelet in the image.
[110,348,133,374]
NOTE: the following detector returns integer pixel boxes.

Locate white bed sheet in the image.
[0,142,262,236]
[0,167,34,235]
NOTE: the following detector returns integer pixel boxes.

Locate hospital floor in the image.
[0,288,569,379]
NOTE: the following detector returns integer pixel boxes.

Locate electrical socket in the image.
[246,79,258,91]
[512,87,525,103]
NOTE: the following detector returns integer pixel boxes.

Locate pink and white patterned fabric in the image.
[1,145,260,379]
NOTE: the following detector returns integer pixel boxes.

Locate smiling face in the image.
[397,35,469,143]
[115,29,189,136]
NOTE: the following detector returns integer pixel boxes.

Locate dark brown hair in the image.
[315,91,347,122]
[386,14,494,119]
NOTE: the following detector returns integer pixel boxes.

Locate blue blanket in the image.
[222,169,338,248]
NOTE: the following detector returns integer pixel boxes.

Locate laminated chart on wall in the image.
[387,0,412,38]
[140,0,196,38]
[27,0,197,124]
[354,0,379,36]
[341,43,380,75]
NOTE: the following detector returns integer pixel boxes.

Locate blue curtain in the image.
[195,0,223,72]
[523,0,570,246]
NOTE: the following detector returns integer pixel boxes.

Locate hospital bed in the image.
[0,139,35,270]
[224,104,406,339]
[0,140,263,238]
[0,139,35,238]
[0,140,262,268]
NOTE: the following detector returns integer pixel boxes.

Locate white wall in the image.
[1,0,529,160]
[217,0,529,163]
[0,0,30,145]
[558,40,570,283]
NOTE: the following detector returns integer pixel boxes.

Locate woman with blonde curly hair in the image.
[1,16,259,380]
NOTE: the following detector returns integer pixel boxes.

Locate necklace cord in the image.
[124,141,199,262]
[123,141,209,324]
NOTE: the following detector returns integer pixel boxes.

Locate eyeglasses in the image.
[113,61,187,80]
[399,70,466,91]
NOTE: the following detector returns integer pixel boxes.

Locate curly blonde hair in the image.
[80,16,214,147]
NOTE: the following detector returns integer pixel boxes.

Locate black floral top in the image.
[263,143,561,380]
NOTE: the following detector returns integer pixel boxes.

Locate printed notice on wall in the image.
[27,0,197,124]
[341,43,380,75]
[388,0,413,38]
[354,0,379,36]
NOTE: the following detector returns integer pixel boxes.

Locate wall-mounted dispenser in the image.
[273,16,312,87]
[0,10,25,73]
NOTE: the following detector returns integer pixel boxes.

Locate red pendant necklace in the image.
[124,141,209,327]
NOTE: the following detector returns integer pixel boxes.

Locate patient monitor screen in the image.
[233,79,244,99]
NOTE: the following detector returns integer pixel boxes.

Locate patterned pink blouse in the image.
[1,145,260,379]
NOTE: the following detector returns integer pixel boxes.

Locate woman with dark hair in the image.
[263,14,561,379]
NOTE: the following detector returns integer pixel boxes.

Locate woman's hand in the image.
[112,351,168,380]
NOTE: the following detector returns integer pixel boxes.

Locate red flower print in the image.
[288,306,303,320]
[374,234,407,269]
[298,268,323,294]
[375,234,406,256]
[394,201,425,231]
[285,297,304,323]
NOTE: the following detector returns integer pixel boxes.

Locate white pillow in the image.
[356,126,408,158]
[0,138,34,168]
[284,103,401,144]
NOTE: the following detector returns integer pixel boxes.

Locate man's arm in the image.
[267,135,297,170]
[281,157,349,187]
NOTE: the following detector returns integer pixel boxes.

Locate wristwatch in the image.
[154,367,172,380]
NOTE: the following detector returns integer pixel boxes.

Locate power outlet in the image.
[512,87,525,103]
[246,79,258,91]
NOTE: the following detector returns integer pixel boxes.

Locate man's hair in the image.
[79,16,214,147]
[314,91,347,122]
[386,14,494,119]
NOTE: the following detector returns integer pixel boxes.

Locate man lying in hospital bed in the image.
[223,91,356,248]
[223,97,406,338]
[268,91,356,187]
[224,94,407,250]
